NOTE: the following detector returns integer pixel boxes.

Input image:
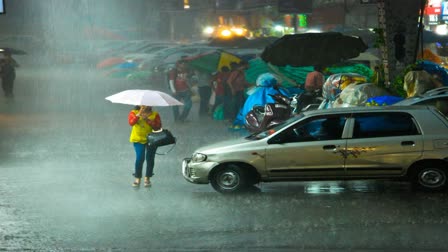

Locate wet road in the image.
[1,63,448,251]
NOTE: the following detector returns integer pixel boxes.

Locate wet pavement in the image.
[1,63,448,251]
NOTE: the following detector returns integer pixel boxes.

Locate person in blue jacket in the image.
[232,73,289,128]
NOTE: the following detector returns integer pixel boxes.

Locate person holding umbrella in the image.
[128,105,162,187]
[0,51,19,98]
[105,89,182,187]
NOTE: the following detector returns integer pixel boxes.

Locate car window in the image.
[247,114,304,140]
[352,112,419,138]
[418,97,448,116]
[270,115,347,143]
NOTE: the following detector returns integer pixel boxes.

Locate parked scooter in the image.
[290,89,324,113]
[245,93,292,133]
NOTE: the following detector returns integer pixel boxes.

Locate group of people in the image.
[166,60,326,127]
[125,61,326,188]
[166,58,252,126]
[211,61,251,126]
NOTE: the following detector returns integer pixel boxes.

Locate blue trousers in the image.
[172,90,192,121]
[133,143,157,178]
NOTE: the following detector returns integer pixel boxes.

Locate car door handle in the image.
[323,145,337,150]
[401,141,415,146]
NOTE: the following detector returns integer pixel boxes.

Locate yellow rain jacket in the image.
[128,109,160,144]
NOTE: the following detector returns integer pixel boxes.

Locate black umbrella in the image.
[260,32,368,67]
[0,47,27,55]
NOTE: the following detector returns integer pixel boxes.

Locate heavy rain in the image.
[1,0,448,251]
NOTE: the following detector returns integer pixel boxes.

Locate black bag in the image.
[147,129,176,147]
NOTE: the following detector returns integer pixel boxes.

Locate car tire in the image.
[412,165,447,192]
[210,164,247,194]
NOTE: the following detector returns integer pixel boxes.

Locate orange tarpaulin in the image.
[96,57,125,69]
[417,48,443,65]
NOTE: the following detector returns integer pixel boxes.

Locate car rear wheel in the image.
[413,165,447,191]
[210,165,247,193]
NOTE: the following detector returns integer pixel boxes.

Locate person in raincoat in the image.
[232,73,289,128]
[128,105,162,187]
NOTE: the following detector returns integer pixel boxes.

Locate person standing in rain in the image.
[227,61,251,129]
[128,105,162,187]
[169,60,193,122]
[302,64,325,107]
[210,66,230,119]
[193,69,212,118]
[0,52,19,99]
[305,65,325,93]
[223,62,240,121]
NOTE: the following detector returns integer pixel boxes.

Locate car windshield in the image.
[246,114,304,140]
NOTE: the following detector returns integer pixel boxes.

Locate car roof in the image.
[302,105,433,116]
[423,87,448,96]
[393,93,448,106]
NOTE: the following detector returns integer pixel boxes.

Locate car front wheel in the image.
[413,165,447,191]
[210,165,247,193]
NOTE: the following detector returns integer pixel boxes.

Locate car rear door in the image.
[265,114,349,179]
[345,112,424,177]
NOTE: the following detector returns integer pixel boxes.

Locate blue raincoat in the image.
[233,73,290,126]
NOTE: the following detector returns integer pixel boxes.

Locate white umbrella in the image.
[105,89,183,106]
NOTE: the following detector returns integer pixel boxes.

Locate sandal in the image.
[132,179,141,187]
[144,178,151,187]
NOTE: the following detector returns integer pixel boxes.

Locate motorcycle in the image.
[244,93,292,133]
[290,89,324,114]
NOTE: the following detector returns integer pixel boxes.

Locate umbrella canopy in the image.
[116,61,138,69]
[261,32,368,67]
[104,68,134,78]
[245,58,373,88]
[184,49,242,73]
[96,57,126,69]
[105,89,183,106]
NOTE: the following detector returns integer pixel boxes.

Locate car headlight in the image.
[192,153,207,162]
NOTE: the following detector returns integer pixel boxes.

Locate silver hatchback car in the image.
[182,106,448,193]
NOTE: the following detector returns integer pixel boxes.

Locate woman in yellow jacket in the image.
[128,105,162,187]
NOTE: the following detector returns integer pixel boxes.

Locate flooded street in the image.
[1,63,448,251]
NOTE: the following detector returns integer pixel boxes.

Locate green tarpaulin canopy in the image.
[245,58,374,88]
